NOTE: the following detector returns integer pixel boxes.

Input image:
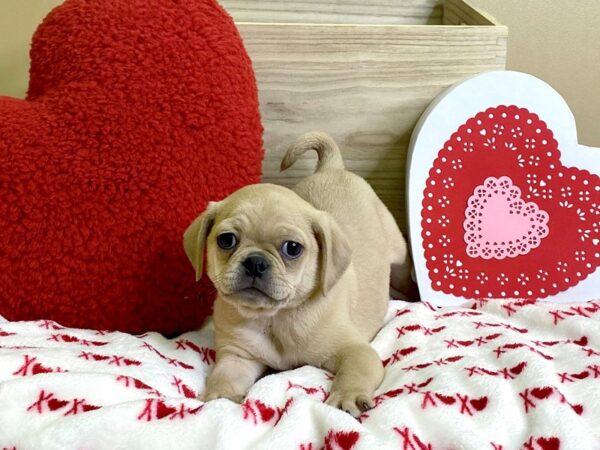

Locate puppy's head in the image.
[183,184,351,316]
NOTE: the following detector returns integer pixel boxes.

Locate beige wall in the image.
[1,0,598,145]
[471,0,600,146]
[0,1,62,98]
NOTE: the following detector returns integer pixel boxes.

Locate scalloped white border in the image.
[407,70,600,306]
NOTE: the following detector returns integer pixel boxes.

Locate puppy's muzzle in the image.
[242,254,270,279]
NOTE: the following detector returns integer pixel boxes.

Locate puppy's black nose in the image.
[242,254,269,278]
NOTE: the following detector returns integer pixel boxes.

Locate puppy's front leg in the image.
[325,344,384,417]
[201,351,265,403]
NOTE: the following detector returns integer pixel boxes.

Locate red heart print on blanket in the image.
[421,105,600,299]
[47,398,69,411]
[530,386,554,400]
[469,396,488,411]
[537,437,560,450]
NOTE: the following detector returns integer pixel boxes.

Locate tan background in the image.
[470,0,600,146]
[0,1,62,98]
[1,1,598,146]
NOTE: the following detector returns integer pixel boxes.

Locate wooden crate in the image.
[220,0,507,232]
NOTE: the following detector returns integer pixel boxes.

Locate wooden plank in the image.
[442,1,507,64]
[237,23,507,231]
[443,0,501,26]
[220,0,443,25]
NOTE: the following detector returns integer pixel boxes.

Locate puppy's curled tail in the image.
[280,132,345,173]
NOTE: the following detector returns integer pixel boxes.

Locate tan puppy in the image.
[183,132,412,416]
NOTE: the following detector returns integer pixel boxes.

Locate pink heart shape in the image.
[464,176,549,259]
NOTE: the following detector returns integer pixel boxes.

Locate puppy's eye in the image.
[281,241,303,259]
[217,233,237,250]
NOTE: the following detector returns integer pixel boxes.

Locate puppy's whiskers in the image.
[277,278,312,300]
[210,268,239,293]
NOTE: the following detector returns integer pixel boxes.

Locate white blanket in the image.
[1,299,599,449]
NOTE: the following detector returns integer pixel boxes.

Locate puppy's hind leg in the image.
[325,343,384,417]
[378,206,415,300]
[390,246,415,301]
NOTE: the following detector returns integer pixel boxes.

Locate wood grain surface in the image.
[224,1,507,230]
[443,0,500,26]
[221,0,443,25]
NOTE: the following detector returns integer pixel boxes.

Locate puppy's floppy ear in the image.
[312,211,352,296]
[183,201,220,281]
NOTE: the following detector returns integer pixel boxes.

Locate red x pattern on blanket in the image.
[0,299,598,449]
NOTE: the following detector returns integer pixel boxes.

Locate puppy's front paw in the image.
[199,382,246,404]
[326,389,374,417]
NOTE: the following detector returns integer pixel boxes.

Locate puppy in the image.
[183,132,412,415]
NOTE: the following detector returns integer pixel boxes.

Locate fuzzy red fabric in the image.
[0,0,263,335]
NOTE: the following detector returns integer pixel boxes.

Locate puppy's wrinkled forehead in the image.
[214,184,314,241]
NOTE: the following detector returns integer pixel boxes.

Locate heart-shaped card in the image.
[407,71,599,306]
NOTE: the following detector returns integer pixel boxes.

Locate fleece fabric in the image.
[0,298,599,449]
[0,0,264,334]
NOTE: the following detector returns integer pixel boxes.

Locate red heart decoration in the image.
[47,398,69,411]
[510,362,527,375]
[422,105,600,299]
[0,0,263,334]
[435,393,456,405]
[255,400,276,422]
[124,358,142,367]
[383,388,404,400]
[537,437,560,450]
[571,404,584,415]
[469,396,488,411]
[81,404,101,412]
[324,430,360,450]
[155,401,177,419]
[133,379,153,391]
[31,363,53,375]
[530,386,554,400]
[182,384,197,399]
[571,371,589,380]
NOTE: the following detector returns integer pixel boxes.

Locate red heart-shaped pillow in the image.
[0,0,263,334]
